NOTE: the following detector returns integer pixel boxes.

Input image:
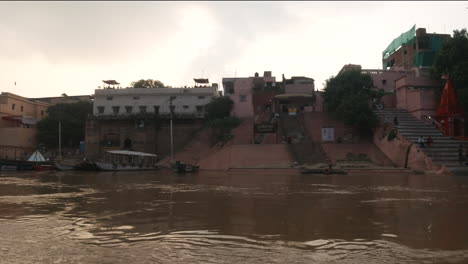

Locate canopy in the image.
[437,79,463,117]
[382,25,416,59]
[194,78,209,84]
[102,80,120,85]
[27,150,46,162]
[107,150,157,157]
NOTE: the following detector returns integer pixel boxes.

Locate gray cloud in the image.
[0,2,181,63]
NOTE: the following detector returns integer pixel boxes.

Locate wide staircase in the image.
[279,114,327,165]
[375,108,467,174]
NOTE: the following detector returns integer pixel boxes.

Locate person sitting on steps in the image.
[426,136,433,147]
[418,136,425,148]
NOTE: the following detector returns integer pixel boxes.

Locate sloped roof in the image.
[27,150,46,162]
[194,78,209,84]
[106,150,157,157]
[103,80,120,85]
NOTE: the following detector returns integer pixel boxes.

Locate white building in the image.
[93,83,219,118]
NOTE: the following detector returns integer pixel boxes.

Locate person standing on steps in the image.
[426,136,433,147]
[393,116,399,127]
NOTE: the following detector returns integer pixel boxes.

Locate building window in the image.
[106,96,113,100]
[12,104,15,110]
[112,106,120,115]
[183,105,189,109]
[196,106,203,113]
[239,95,247,102]
[20,106,24,112]
[133,96,140,100]
[139,106,147,113]
[98,106,105,114]
[154,106,160,115]
[125,106,132,114]
[382,79,387,85]
[198,96,206,99]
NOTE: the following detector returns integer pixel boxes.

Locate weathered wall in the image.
[0,127,38,159]
[303,112,351,142]
[85,118,203,159]
[373,124,445,172]
[321,143,394,166]
[285,83,314,94]
[197,144,292,170]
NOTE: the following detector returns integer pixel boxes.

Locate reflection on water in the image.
[1,170,468,263]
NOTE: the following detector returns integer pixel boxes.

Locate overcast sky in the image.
[1,1,467,98]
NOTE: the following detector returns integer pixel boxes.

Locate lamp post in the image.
[169,96,176,162]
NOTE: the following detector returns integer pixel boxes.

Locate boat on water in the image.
[54,160,77,171]
[0,150,54,171]
[94,150,159,171]
[173,161,199,173]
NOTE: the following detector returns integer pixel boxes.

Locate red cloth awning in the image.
[437,79,463,117]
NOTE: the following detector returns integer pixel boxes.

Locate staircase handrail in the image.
[422,115,446,135]
[372,101,390,124]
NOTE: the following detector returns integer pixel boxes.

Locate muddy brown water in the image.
[1,169,468,263]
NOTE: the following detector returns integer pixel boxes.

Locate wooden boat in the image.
[173,161,199,173]
[94,150,159,171]
[74,161,99,171]
[54,160,77,171]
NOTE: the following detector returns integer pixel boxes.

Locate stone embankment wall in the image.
[160,118,293,170]
[373,124,447,173]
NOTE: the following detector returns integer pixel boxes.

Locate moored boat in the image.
[94,150,159,171]
[54,161,76,171]
[173,161,199,173]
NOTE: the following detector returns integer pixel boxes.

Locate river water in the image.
[0,170,468,263]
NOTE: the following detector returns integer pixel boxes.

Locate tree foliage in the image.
[130,79,165,88]
[432,28,468,112]
[323,69,380,135]
[36,101,93,148]
[205,96,234,120]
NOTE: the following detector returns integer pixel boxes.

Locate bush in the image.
[387,129,397,141]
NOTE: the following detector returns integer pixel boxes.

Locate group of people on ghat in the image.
[393,115,467,165]
[417,135,434,148]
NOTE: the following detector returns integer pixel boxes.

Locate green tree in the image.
[323,69,380,136]
[432,28,468,113]
[205,96,234,120]
[204,96,240,145]
[36,101,93,148]
[130,79,165,88]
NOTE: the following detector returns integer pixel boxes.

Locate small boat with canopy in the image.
[94,150,159,171]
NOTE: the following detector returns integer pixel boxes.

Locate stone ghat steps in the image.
[375,108,468,174]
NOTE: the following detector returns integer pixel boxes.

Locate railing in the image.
[372,101,391,124]
[422,115,446,135]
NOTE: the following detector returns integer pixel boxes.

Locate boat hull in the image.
[54,161,76,171]
[94,161,159,171]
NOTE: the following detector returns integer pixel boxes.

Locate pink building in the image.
[222,71,276,118]
[395,74,444,119]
